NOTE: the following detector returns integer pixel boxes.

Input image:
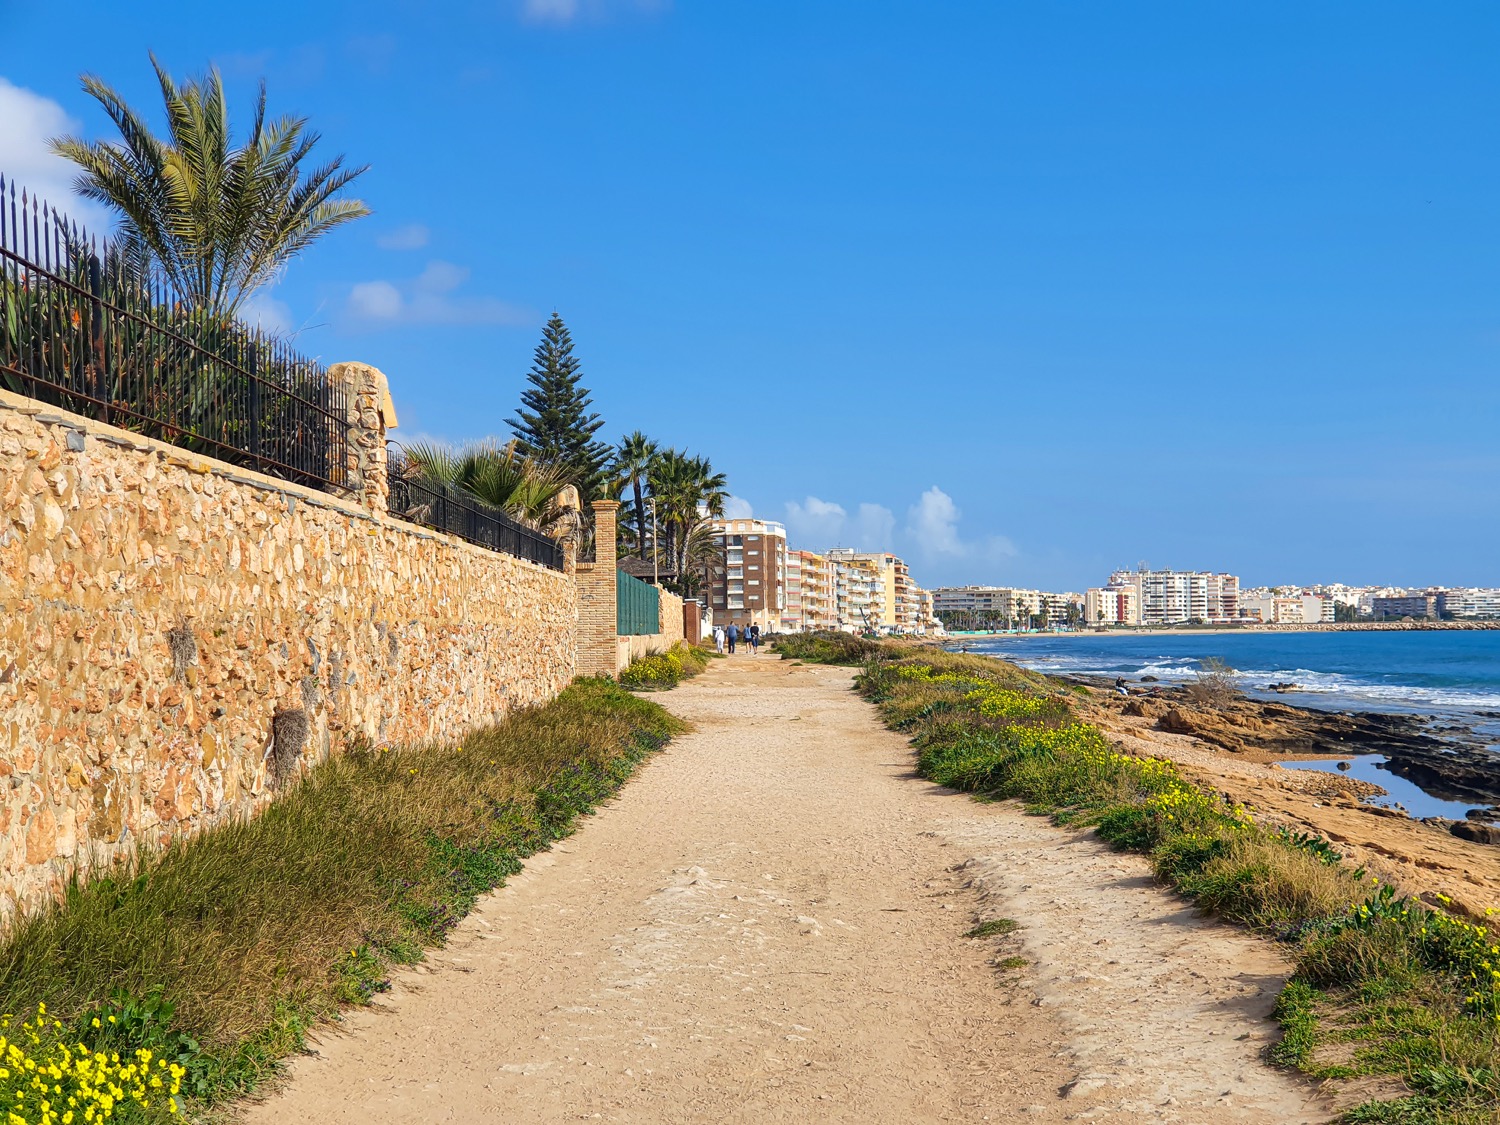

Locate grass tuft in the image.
[964,918,1018,938]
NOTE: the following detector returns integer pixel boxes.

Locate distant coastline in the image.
[946,620,1500,640]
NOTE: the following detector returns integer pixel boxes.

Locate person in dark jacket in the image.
[748,623,761,654]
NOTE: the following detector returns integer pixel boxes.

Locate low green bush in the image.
[769,631,889,664]
[619,641,709,690]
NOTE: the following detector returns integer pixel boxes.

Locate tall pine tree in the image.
[508,313,612,503]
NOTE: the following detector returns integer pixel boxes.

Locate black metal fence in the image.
[0,176,347,490]
[386,446,564,570]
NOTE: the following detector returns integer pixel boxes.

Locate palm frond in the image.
[48,55,368,318]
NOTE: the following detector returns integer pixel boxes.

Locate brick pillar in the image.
[575,500,620,678]
[328,362,394,513]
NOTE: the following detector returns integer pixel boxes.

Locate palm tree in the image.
[647,450,729,582]
[50,54,369,319]
[396,440,570,531]
[613,431,658,560]
[674,518,725,599]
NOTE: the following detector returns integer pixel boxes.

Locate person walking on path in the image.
[713,625,725,654]
[726,624,739,654]
[749,623,761,655]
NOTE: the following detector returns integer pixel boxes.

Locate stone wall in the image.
[575,501,622,678]
[657,588,685,646]
[0,389,576,915]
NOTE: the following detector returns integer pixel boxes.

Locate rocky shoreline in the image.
[1069,676,1500,838]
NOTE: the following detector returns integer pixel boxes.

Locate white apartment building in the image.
[1108,569,1240,625]
[915,588,943,634]
[1438,588,1500,619]
[1311,584,1365,609]
[932,586,1079,629]
[827,548,885,632]
[1240,593,1334,624]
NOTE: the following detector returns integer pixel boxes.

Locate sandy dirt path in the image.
[243,658,1330,1124]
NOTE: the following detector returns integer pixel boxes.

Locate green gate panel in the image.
[617,571,660,636]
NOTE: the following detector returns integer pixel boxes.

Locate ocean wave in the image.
[976,645,1500,714]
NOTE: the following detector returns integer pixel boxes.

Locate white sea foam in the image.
[974,644,1500,714]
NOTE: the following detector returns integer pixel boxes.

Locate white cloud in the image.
[784,496,848,547]
[783,485,1015,568]
[520,0,670,24]
[348,280,403,320]
[0,78,111,231]
[343,260,532,328]
[907,486,964,555]
[904,485,1017,563]
[782,495,895,553]
[852,503,896,551]
[376,223,429,251]
[723,495,753,520]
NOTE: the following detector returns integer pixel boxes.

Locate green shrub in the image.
[770,631,888,664]
[619,641,709,690]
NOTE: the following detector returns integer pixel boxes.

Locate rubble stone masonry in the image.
[0,388,577,916]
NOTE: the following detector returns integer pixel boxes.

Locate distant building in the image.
[1240,593,1333,624]
[932,585,1079,630]
[783,550,835,632]
[827,549,885,632]
[706,518,787,631]
[1086,584,1140,626]
[915,587,942,634]
[1357,587,1407,617]
[931,586,1011,623]
[1311,583,1366,610]
[1372,594,1439,620]
[1438,589,1500,619]
[1107,569,1240,625]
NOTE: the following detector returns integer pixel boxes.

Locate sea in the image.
[955,629,1500,820]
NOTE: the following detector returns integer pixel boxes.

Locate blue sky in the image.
[3,1,1498,591]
